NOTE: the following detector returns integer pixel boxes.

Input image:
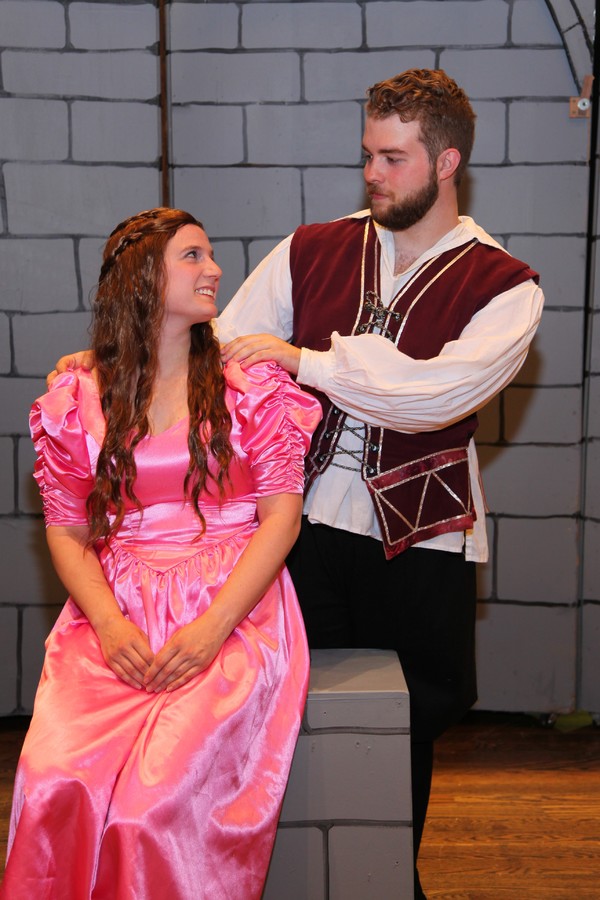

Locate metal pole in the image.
[158,0,170,207]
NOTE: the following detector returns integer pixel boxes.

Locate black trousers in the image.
[286,518,478,888]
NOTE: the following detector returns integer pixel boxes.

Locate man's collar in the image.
[371,214,504,276]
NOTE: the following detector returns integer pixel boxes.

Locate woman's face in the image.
[162,224,222,329]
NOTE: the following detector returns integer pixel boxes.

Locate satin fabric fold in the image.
[2,361,321,900]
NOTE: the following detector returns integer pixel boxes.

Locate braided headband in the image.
[98,210,163,284]
[98,208,203,284]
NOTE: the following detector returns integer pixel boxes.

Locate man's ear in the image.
[437,148,461,182]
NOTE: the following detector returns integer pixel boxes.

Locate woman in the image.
[1,208,321,899]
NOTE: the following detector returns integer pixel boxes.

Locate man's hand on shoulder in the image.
[220,334,301,376]
[47,350,95,387]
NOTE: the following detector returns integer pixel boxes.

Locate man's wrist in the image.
[297,346,334,387]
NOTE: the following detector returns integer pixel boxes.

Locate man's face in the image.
[362,115,439,231]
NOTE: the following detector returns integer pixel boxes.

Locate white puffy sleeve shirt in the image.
[217,214,544,562]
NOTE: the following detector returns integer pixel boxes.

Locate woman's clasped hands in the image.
[96,612,224,693]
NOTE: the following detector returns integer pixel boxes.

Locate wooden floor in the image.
[1,712,599,897]
[419,712,600,899]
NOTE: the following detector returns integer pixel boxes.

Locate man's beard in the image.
[369,168,439,231]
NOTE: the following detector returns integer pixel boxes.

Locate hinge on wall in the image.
[569,75,593,118]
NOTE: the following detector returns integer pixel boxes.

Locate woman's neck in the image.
[148,332,191,435]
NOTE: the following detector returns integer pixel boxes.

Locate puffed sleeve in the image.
[29,370,101,527]
[225,360,322,496]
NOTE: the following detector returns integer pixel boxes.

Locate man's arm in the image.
[219,227,543,435]
[297,280,544,432]
[223,279,543,434]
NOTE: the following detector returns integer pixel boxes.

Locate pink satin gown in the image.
[1,361,321,900]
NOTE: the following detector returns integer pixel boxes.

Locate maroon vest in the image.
[290,215,539,558]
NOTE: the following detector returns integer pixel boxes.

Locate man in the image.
[219,68,544,898]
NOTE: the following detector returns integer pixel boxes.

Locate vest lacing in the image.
[355,290,404,340]
[316,411,382,475]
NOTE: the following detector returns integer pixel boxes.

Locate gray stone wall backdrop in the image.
[0,0,597,717]
[581,30,599,715]
[0,0,163,713]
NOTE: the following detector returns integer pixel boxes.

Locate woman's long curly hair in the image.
[86,207,233,544]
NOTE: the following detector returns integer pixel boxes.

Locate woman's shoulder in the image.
[223,358,322,438]
[223,358,292,395]
[224,359,319,414]
[30,368,99,507]
[31,367,104,445]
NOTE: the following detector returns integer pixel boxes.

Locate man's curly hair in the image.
[366,68,476,185]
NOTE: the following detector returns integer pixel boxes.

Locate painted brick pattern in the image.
[512,0,564,43]
[69,1,157,50]
[171,52,301,104]
[72,102,160,163]
[476,605,578,712]
[580,1,599,712]
[304,50,436,100]
[243,2,362,49]
[246,103,361,165]
[0,0,162,716]
[0,99,69,160]
[0,0,597,730]
[2,51,159,99]
[365,0,510,46]
[169,3,239,50]
[0,240,78,312]
[0,1,65,48]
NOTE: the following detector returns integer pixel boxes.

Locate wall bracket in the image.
[569,74,593,118]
